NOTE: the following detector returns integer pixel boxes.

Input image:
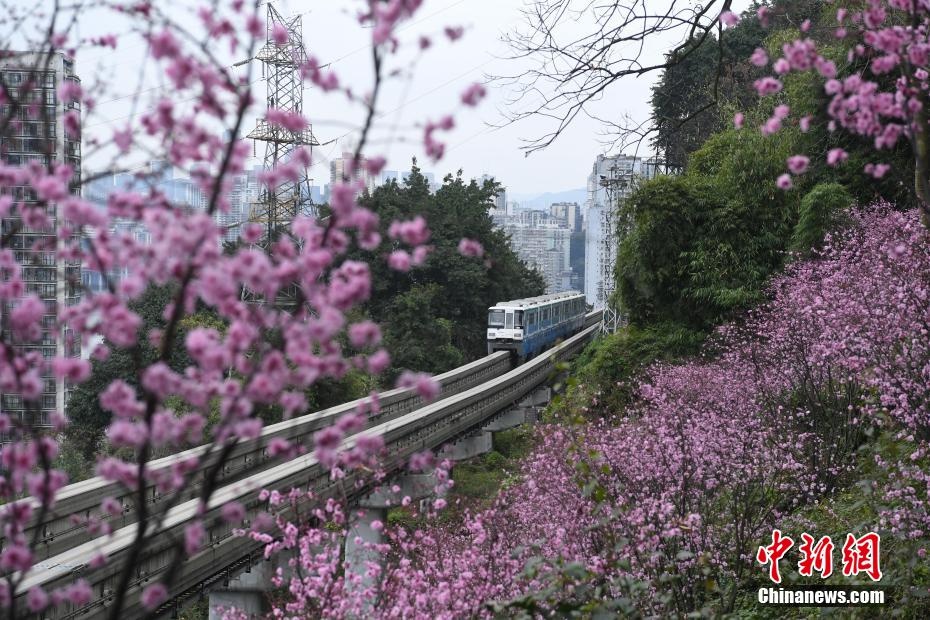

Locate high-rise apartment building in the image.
[499,209,573,294]
[549,201,580,232]
[330,151,377,194]
[0,51,81,427]
[583,154,648,309]
[225,165,261,241]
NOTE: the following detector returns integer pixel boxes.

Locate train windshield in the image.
[488,309,505,327]
[514,310,524,328]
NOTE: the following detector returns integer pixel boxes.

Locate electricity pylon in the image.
[247,3,319,242]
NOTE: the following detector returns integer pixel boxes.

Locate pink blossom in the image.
[0,544,32,571]
[222,501,246,523]
[757,6,771,27]
[58,80,82,103]
[461,82,487,106]
[761,115,782,136]
[26,586,49,613]
[266,108,307,132]
[827,148,849,167]
[865,163,891,178]
[113,127,133,153]
[754,77,783,96]
[719,11,739,27]
[787,155,810,175]
[366,155,386,176]
[64,581,92,606]
[185,522,205,554]
[397,371,440,402]
[367,349,390,374]
[348,321,382,348]
[776,173,793,190]
[148,30,180,59]
[141,583,168,610]
[246,13,263,38]
[33,174,68,202]
[388,216,430,245]
[272,23,289,46]
[458,238,484,258]
[750,47,769,67]
[387,250,412,272]
[50,357,91,382]
[773,57,791,74]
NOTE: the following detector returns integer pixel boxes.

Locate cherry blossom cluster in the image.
[736,2,930,222]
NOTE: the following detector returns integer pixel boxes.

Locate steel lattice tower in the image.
[247,3,319,241]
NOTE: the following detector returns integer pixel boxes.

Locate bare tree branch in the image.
[496,0,733,154]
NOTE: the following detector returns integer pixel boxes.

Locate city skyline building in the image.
[0,51,82,427]
[549,201,581,232]
[330,151,378,195]
[583,153,651,311]
[81,161,262,294]
[497,208,573,294]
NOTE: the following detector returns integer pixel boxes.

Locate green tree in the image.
[357,164,545,373]
[618,127,803,327]
[615,175,713,325]
[382,284,464,376]
[684,128,801,320]
[791,182,854,255]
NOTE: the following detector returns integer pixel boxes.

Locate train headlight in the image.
[487,330,496,338]
[514,331,523,340]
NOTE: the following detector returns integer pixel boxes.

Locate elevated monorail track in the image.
[14,311,602,619]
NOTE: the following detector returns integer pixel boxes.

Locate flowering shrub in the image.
[252,205,930,617]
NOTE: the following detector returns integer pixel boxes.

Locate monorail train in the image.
[487,291,588,359]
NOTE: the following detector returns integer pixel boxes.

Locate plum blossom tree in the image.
[0,0,485,617]
[745,1,930,227]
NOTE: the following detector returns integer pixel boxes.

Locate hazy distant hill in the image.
[510,188,587,210]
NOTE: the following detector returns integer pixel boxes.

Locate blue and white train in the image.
[487,291,588,360]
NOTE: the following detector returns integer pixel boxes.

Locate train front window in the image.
[488,310,505,328]
[514,311,524,328]
[505,312,514,329]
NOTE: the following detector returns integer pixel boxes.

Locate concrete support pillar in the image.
[439,429,492,461]
[208,557,272,620]
[344,506,387,595]
[343,470,439,599]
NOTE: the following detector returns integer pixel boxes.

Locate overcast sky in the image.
[57,0,752,197]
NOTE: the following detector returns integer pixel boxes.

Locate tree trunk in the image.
[913,105,930,229]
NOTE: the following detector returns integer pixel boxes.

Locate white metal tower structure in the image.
[247,3,319,241]
[597,164,628,334]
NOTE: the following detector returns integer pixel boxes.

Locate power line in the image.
[87,0,467,112]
